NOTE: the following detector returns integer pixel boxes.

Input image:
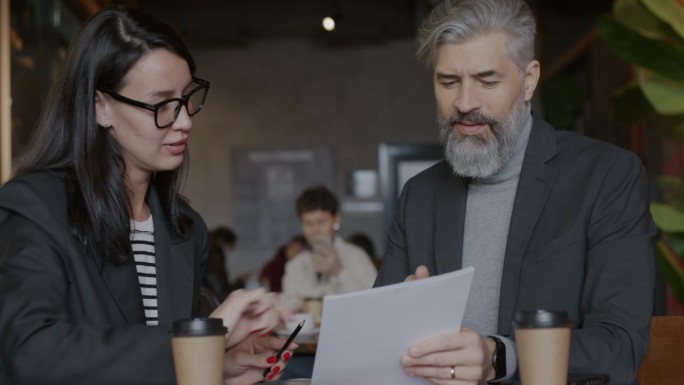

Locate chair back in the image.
[636,316,684,385]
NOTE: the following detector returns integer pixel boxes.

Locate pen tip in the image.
[299,320,305,326]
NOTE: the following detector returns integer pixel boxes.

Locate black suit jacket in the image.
[375,115,656,385]
[0,171,208,385]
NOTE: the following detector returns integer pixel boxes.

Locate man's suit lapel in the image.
[434,173,468,274]
[147,187,195,325]
[497,115,559,335]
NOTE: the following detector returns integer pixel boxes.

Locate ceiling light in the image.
[322,16,336,31]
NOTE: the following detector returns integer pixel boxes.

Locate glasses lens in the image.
[187,86,208,116]
[156,100,182,128]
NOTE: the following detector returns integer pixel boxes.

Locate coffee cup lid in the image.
[170,317,227,336]
[513,310,571,328]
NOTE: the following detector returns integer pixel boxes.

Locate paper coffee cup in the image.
[514,310,571,385]
[170,318,227,385]
[303,297,323,326]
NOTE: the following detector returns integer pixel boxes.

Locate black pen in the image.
[263,320,305,377]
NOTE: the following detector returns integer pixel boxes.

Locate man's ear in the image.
[523,60,540,102]
[94,90,111,128]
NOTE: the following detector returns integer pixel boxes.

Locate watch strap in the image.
[487,335,507,383]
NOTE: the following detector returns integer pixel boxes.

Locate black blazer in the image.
[0,171,208,385]
[375,115,656,385]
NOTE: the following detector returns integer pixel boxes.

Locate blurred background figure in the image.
[203,226,239,302]
[259,235,307,292]
[345,232,382,270]
[281,185,377,311]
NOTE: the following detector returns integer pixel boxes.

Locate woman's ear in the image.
[94,90,111,128]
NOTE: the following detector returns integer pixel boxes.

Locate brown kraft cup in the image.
[170,317,227,385]
[303,297,323,326]
[513,310,571,385]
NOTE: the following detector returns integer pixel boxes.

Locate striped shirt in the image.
[130,216,159,326]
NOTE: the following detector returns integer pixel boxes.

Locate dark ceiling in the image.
[63,0,613,47]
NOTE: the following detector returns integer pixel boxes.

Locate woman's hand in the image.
[210,288,283,348]
[223,334,297,385]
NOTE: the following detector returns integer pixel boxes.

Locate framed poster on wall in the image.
[231,146,335,247]
[228,146,336,277]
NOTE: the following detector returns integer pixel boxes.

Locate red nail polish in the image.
[267,374,274,380]
[272,366,280,374]
[267,356,277,364]
[282,352,291,362]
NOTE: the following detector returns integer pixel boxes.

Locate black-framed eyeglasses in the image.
[100,77,210,129]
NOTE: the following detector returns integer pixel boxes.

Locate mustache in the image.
[447,111,498,127]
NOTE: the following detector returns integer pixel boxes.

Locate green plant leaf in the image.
[638,68,684,115]
[651,202,684,232]
[655,175,684,212]
[598,16,684,83]
[664,114,684,135]
[666,233,684,259]
[641,0,684,39]
[615,0,670,39]
[540,76,584,130]
[611,81,655,125]
[655,239,684,304]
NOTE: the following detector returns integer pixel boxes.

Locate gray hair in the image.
[417,0,537,71]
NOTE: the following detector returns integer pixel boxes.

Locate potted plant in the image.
[599,0,684,309]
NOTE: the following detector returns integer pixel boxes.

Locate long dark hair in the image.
[15,7,195,265]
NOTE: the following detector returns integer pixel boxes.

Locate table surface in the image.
[269,373,608,385]
[268,379,311,385]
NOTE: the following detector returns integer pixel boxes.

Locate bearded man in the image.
[374,1,656,384]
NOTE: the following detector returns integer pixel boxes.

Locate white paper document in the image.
[310,266,474,385]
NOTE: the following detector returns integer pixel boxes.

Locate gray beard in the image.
[438,97,528,179]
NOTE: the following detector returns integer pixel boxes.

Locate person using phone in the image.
[280,185,377,311]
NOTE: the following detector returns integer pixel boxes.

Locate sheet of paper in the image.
[311,266,474,385]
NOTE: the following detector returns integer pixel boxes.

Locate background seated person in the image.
[260,235,307,292]
[281,185,377,311]
[346,232,382,270]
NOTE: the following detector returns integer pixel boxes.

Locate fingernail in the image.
[267,374,274,380]
[250,329,262,335]
[267,356,277,364]
[272,366,281,374]
[282,352,291,362]
[260,330,271,337]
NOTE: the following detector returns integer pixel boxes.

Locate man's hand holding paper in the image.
[400,266,496,385]
[311,266,475,385]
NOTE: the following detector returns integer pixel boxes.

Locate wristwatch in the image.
[487,336,506,383]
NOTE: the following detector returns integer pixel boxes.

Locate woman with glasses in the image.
[0,7,292,385]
